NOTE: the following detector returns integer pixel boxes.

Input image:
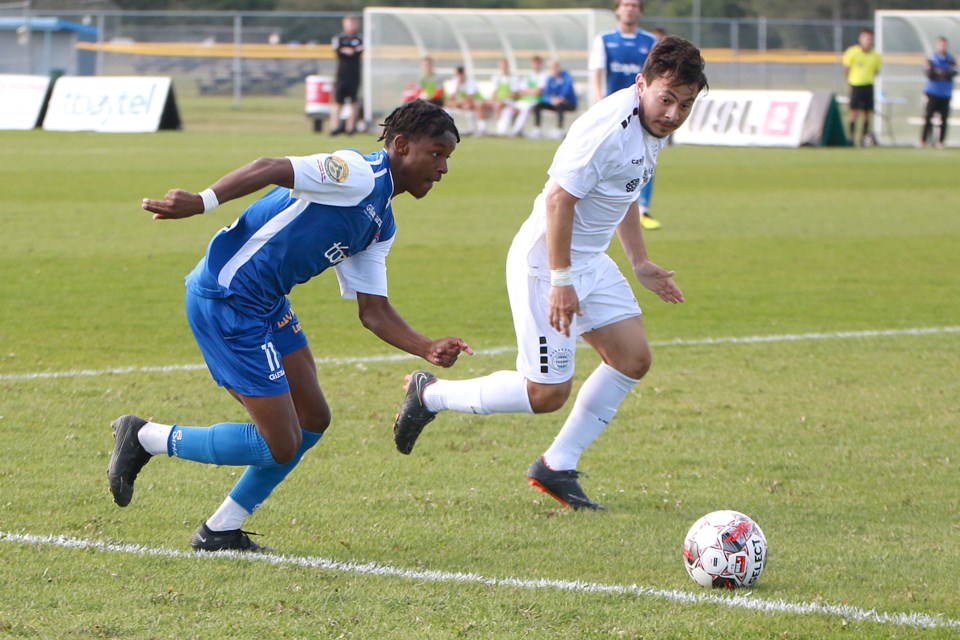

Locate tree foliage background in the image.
[23,0,960,20]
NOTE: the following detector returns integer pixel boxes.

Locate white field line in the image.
[1,325,958,383]
[1,531,958,631]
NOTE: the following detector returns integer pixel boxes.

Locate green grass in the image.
[1,99,959,639]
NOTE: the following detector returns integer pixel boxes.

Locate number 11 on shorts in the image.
[261,341,282,372]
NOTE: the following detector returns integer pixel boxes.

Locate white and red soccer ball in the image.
[682,510,768,589]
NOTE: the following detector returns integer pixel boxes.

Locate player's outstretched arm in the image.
[141,157,295,220]
[617,202,684,304]
[634,260,684,304]
[356,293,473,367]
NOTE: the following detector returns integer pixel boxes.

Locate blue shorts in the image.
[186,291,309,397]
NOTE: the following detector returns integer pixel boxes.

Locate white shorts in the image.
[506,244,642,384]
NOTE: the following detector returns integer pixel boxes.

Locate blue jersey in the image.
[925,51,956,99]
[544,70,578,108]
[186,149,397,316]
[598,29,658,95]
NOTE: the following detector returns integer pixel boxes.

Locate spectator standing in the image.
[920,36,956,148]
[533,60,577,139]
[330,14,363,136]
[843,28,882,147]
[589,0,661,229]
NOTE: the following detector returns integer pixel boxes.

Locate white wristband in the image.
[550,267,574,287]
[199,188,219,213]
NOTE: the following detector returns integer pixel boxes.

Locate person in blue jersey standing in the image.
[589,0,662,231]
[393,37,707,511]
[108,100,472,552]
[920,36,956,148]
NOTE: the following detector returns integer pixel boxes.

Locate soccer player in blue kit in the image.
[589,0,662,230]
[108,100,472,552]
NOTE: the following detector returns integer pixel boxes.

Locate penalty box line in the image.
[1,530,958,631]
[1,325,958,383]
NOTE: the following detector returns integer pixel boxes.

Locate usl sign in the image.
[673,90,814,147]
[0,74,52,130]
[43,76,182,133]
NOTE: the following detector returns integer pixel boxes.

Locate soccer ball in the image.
[682,510,767,589]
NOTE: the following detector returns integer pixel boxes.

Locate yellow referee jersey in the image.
[843,45,882,86]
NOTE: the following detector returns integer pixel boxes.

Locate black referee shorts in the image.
[849,84,875,112]
[335,77,359,104]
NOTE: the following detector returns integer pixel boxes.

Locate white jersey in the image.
[514,86,664,276]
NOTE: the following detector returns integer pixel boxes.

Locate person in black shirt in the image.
[330,15,363,136]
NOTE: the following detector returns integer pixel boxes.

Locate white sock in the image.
[138,421,173,456]
[543,363,639,470]
[511,103,532,135]
[206,496,252,532]
[423,370,533,415]
[496,109,512,135]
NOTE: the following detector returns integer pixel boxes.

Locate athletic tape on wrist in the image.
[550,267,574,287]
[199,188,220,213]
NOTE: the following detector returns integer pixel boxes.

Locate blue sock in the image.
[640,177,655,211]
[168,422,279,468]
[229,430,324,514]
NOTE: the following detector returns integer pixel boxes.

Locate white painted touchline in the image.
[1,531,958,631]
[1,326,957,383]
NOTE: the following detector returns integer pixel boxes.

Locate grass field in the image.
[1,97,958,639]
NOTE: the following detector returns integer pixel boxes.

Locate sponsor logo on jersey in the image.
[364,203,383,227]
[626,178,640,193]
[324,241,350,265]
[610,61,642,75]
[631,156,643,165]
[324,156,349,183]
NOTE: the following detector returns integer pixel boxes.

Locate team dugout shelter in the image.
[360,7,616,125]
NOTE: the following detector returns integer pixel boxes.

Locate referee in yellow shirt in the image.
[843,28,882,146]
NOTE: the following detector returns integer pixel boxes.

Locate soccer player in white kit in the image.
[393,37,708,510]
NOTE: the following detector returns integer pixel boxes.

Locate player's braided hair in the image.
[378,100,460,145]
[642,35,709,93]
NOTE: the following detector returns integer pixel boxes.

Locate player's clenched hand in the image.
[427,338,474,368]
[635,260,685,304]
[142,189,204,220]
[549,284,582,337]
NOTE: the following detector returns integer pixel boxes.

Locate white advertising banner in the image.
[672,90,814,147]
[0,74,52,130]
[43,76,180,133]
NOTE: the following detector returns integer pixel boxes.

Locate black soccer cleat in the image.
[191,522,269,553]
[107,414,153,507]
[393,370,438,455]
[526,456,606,511]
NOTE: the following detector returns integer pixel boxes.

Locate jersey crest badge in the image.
[324,156,350,183]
